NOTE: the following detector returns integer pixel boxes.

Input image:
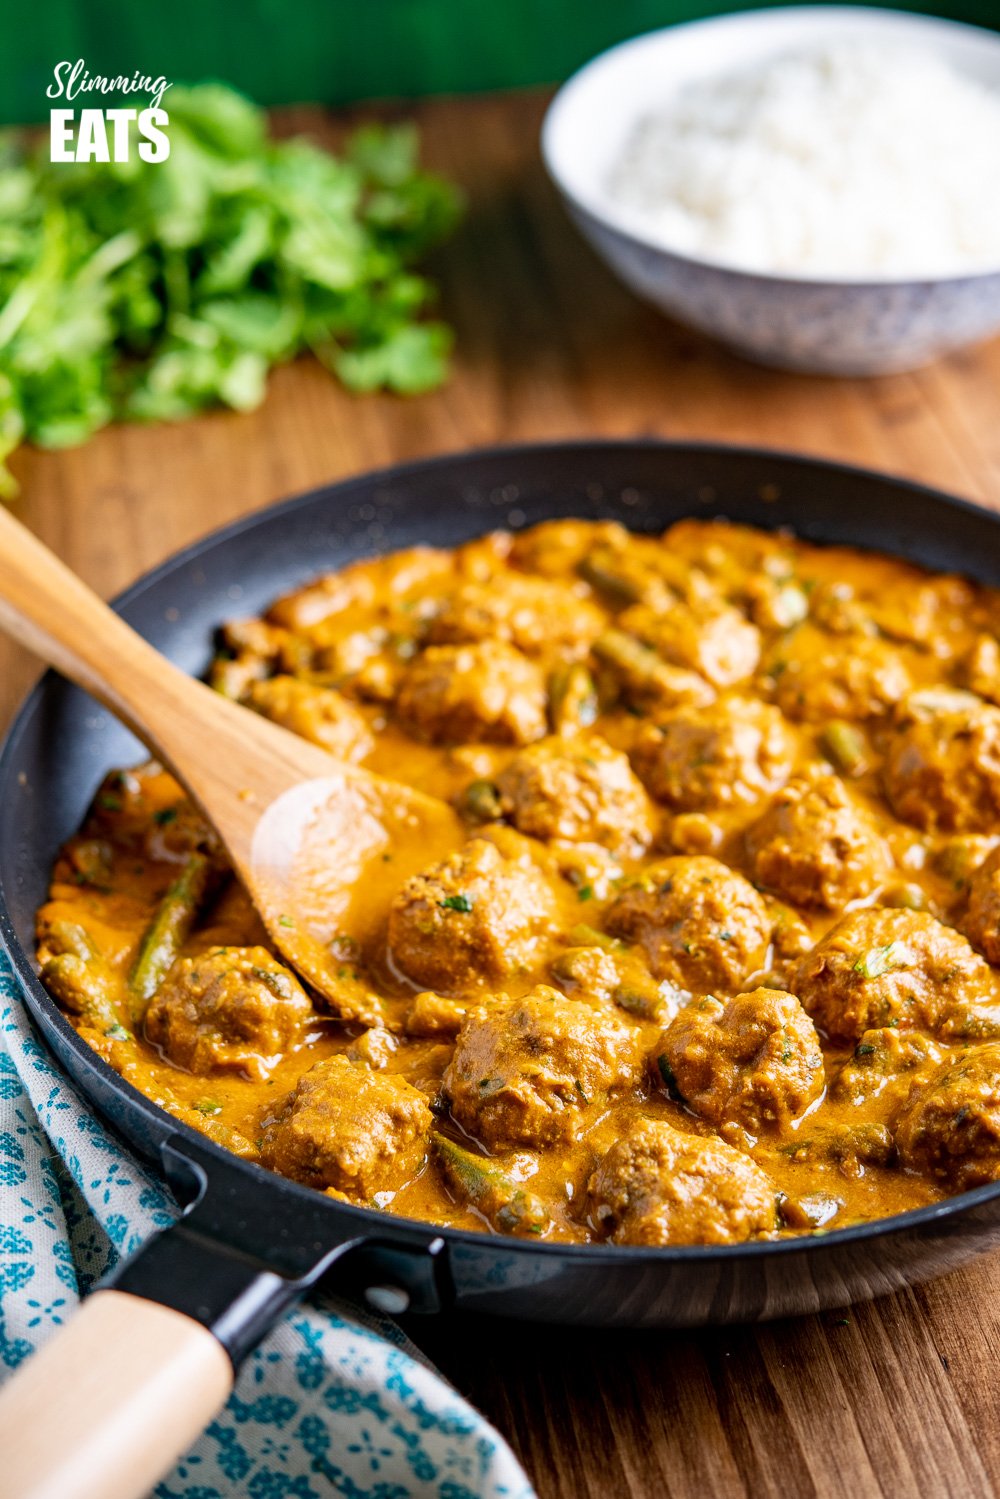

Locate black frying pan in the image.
[4,438,1000,1356]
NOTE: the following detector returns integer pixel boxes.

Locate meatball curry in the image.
[36,518,1000,1247]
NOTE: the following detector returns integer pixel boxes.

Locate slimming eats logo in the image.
[47,59,171,163]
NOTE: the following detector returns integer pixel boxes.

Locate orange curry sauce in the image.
[36,519,1000,1245]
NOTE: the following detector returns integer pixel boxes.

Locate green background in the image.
[5,0,999,127]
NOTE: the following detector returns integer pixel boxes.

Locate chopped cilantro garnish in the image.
[330,933,360,960]
[439,893,474,913]
[192,1098,223,1117]
[657,1055,678,1093]
[853,943,903,979]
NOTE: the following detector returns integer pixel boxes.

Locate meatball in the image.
[933,835,999,898]
[496,735,654,856]
[395,641,547,746]
[586,1120,777,1246]
[260,1055,431,1198]
[387,837,556,993]
[267,546,451,632]
[88,771,222,866]
[745,772,889,910]
[658,988,824,1136]
[428,575,603,656]
[964,846,1000,964]
[605,855,772,993]
[442,986,641,1148]
[592,630,716,715]
[870,575,977,654]
[884,690,1000,833]
[145,947,313,1079]
[962,634,1000,707]
[508,518,625,579]
[548,943,675,1025]
[309,627,410,705]
[832,1027,942,1107]
[630,698,794,811]
[895,1045,1000,1192]
[770,630,911,722]
[793,907,998,1043]
[618,599,761,688]
[247,676,373,761]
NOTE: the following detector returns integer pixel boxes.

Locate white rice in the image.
[606,41,1000,278]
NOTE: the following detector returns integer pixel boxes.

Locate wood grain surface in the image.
[4,91,1000,1499]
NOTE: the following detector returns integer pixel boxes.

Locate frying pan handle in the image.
[0,1289,233,1499]
[0,1135,449,1499]
[0,1210,364,1499]
[0,1199,308,1499]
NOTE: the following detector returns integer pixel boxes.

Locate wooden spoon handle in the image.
[0,505,337,787]
[0,1290,233,1499]
[0,505,191,748]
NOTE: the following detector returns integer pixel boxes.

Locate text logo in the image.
[48,60,171,163]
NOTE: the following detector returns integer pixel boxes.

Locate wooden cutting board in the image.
[4,91,1000,1499]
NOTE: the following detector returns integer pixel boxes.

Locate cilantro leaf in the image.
[439,893,474,913]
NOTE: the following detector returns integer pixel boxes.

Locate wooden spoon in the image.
[0,506,463,1020]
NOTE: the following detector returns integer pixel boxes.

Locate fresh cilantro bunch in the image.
[0,84,463,494]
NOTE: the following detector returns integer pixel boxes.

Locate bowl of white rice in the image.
[542,6,1000,374]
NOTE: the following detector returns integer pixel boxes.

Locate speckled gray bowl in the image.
[542,7,1000,376]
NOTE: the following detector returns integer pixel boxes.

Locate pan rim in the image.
[4,434,1000,1269]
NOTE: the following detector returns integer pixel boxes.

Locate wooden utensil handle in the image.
[0,504,337,800]
[0,504,189,746]
[0,1289,233,1499]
